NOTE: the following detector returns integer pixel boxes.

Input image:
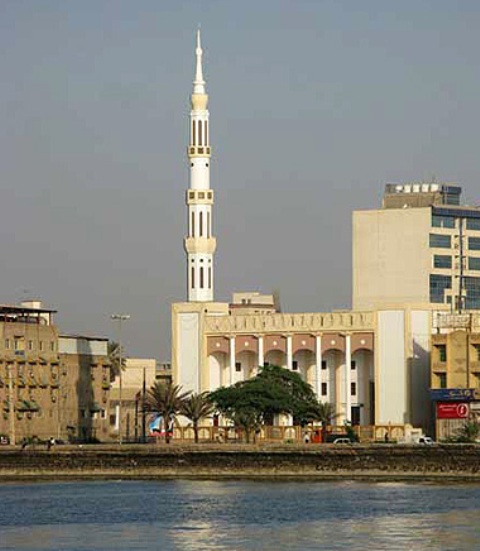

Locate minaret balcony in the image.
[184,236,217,255]
[186,190,214,205]
[188,146,211,157]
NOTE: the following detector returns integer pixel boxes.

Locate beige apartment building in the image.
[353,182,480,311]
[0,301,110,444]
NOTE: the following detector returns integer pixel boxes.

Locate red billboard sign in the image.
[436,402,470,419]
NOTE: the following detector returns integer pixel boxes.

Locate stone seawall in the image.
[0,444,479,481]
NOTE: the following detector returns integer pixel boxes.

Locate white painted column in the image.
[315,335,322,398]
[345,334,351,423]
[258,335,264,368]
[229,336,235,386]
[286,335,293,370]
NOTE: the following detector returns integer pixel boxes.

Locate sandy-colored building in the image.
[109,357,157,442]
[0,301,110,444]
[430,313,480,439]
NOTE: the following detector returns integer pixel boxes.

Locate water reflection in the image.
[0,481,479,551]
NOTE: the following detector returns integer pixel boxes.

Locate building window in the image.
[434,255,452,269]
[469,257,480,271]
[200,267,204,288]
[101,409,107,419]
[467,218,480,231]
[5,339,10,349]
[469,237,480,251]
[235,362,241,372]
[207,211,211,238]
[436,344,447,362]
[50,341,55,352]
[199,211,203,237]
[432,215,455,229]
[204,120,208,145]
[474,345,480,361]
[28,340,33,351]
[191,266,195,289]
[198,120,202,146]
[430,234,451,249]
[208,267,212,289]
[321,360,327,370]
[192,120,196,145]
[39,341,44,352]
[321,382,327,396]
[430,274,451,303]
[351,382,357,396]
[351,361,356,370]
[191,212,195,237]
[464,276,480,309]
[437,373,447,389]
[292,360,298,371]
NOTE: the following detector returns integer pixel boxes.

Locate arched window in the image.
[200,267,204,288]
[207,211,210,238]
[199,211,203,237]
[204,121,208,145]
[198,120,202,146]
[208,266,212,289]
[192,120,196,146]
[191,266,195,289]
[191,211,195,237]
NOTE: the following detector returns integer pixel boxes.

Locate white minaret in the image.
[184,30,216,302]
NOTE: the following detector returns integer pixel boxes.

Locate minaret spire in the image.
[193,29,205,94]
[184,31,216,302]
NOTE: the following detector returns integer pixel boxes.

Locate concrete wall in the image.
[353,208,431,310]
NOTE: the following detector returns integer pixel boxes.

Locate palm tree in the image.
[180,392,215,443]
[315,401,338,443]
[107,341,125,382]
[146,381,191,444]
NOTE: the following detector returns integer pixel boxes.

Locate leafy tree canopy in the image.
[210,365,325,427]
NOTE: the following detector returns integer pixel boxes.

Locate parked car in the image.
[417,436,435,445]
[333,437,354,445]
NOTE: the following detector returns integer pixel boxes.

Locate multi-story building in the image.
[58,334,110,442]
[0,301,110,444]
[353,182,480,311]
[429,313,480,439]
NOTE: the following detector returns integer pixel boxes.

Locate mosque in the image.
[171,32,480,433]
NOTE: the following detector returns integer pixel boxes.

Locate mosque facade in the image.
[171,33,458,432]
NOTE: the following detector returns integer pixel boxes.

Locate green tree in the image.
[310,401,338,442]
[180,392,215,443]
[210,365,323,442]
[455,420,480,443]
[146,381,191,444]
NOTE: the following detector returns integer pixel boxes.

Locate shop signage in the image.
[430,388,480,402]
[436,402,470,419]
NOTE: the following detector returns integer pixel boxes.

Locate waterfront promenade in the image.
[0,443,479,482]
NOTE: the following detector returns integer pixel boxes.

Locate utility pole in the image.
[111,314,130,445]
[7,363,15,446]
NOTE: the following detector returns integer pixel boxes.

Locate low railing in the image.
[167,424,412,444]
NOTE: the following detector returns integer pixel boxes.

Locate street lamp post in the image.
[111,314,130,445]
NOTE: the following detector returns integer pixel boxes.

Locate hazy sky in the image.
[1,1,480,360]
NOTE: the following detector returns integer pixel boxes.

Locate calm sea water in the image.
[0,480,479,550]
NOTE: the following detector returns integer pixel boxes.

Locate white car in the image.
[417,436,434,445]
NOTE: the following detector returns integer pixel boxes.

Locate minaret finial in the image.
[193,29,205,94]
